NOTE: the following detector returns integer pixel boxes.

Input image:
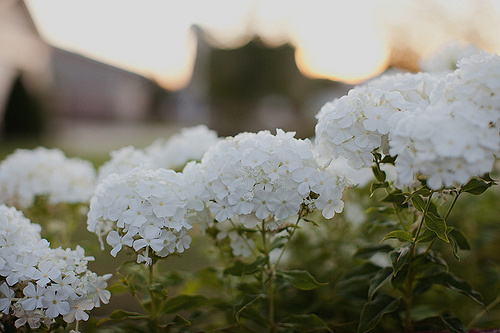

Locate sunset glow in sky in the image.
[25,0,500,90]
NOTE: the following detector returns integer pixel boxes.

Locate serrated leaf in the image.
[358,295,399,333]
[440,312,468,333]
[354,244,394,259]
[278,269,328,290]
[411,195,426,212]
[96,310,148,326]
[382,230,412,243]
[162,294,210,314]
[224,256,268,276]
[280,314,332,332]
[424,212,449,243]
[368,267,393,301]
[461,178,492,195]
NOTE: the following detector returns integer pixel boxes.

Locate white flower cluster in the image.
[88,166,206,265]
[199,129,348,228]
[97,146,153,183]
[314,85,413,169]
[97,125,220,182]
[0,148,96,208]
[419,41,480,74]
[0,205,110,330]
[389,52,500,189]
[316,51,500,190]
[146,125,221,171]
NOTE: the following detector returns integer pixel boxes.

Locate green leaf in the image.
[280,314,332,332]
[234,294,266,325]
[461,178,492,195]
[449,229,470,251]
[424,212,449,243]
[411,195,426,212]
[390,265,408,291]
[162,294,210,314]
[370,182,388,195]
[368,267,393,301]
[371,166,387,183]
[224,256,268,276]
[389,247,410,275]
[278,269,328,290]
[440,312,468,333]
[380,189,406,207]
[416,229,437,243]
[381,230,412,243]
[380,155,397,164]
[238,304,269,328]
[162,314,192,330]
[96,310,148,326]
[358,295,399,333]
[354,244,394,259]
[433,272,483,306]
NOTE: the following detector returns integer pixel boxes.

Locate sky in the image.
[24,0,500,90]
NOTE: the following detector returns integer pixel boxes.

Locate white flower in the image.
[88,166,202,263]
[63,297,95,323]
[21,283,45,311]
[42,288,71,318]
[0,282,14,314]
[0,147,96,208]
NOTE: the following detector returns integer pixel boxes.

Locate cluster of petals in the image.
[87,166,206,264]
[418,41,480,74]
[389,52,500,189]
[314,85,415,169]
[146,125,221,171]
[97,125,220,181]
[0,205,110,329]
[315,51,500,190]
[0,147,96,208]
[198,129,348,228]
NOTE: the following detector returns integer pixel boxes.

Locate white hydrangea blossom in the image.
[145,125,221,171]
[315,86,409,169]
[316,51,500,191]
[419,41,481,74]
[97,146,154,183]
[389,52,500,189]
[436,52,500,115]
[0,205,110,330]
[198,129,348,230]
[87,166,207,264]
[96,125,220,182]
[0,148,96,208]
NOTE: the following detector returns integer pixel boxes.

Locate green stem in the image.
[148,256,160,330]
[272,206,305,270]
[444,191,460,221]
[260,221,275,333]
[425,191,460,254]
[468,294,500,328]
[411,191,434,252]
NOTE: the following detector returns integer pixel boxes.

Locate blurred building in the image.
[1,1,353,144]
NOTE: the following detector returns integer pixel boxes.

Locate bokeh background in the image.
[2,0,500,160]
